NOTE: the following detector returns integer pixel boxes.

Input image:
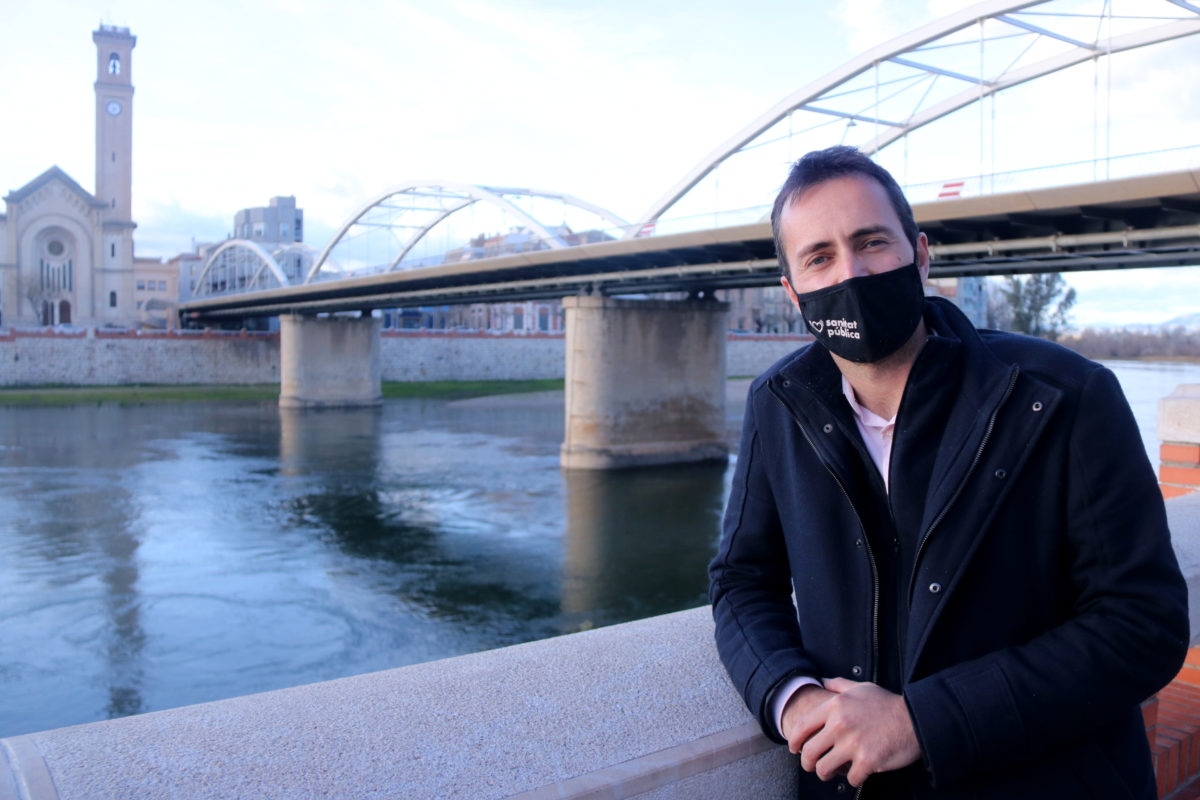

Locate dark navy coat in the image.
[709,297,1189,798]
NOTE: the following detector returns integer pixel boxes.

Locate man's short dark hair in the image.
[770,145,919,277]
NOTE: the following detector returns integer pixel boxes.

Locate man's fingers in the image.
[786,699,832,755]
[814,743,853,782]
[798,727,833,772]
[788,715,823,756]
[822,676,858,693]
[790,681,921,784]
[845,759,873,788]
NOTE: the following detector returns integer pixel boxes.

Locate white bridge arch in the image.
[305,181,629,284]
[630,0,1200,236]
[193,239,322,297]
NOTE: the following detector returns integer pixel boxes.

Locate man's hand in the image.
[785,677,921,787]
[780,683,836,741]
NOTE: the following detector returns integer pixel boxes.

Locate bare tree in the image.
[998,273,1077,341]
[19,275,61,325]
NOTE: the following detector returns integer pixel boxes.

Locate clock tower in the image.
[93,25,135,223]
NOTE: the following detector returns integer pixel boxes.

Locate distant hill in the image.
[1163,312,1200,329]
[1068,313,1200,333]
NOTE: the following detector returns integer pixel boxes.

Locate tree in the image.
[998,273,1077,341]
[984,280,1013,330]
[19,275,61,326]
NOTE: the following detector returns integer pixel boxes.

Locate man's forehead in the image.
[785,173,889,211]
[781,174,903,240]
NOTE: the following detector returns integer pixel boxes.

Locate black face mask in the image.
[792,260,925,363]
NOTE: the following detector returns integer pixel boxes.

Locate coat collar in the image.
[769,297,1014,431]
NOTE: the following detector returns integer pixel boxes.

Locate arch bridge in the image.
[192,240,321,298]
[179,0,1200,470]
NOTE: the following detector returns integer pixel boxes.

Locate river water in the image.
[2,360,1198,738]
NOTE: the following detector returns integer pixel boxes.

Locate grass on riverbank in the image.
[0,379,565,407]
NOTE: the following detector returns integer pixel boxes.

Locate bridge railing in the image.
[591,145,1200,241]
[902,143,1200,204]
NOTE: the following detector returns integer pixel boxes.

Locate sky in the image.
[2,0,1198,328]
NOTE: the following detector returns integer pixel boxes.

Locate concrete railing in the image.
[0,607,791,799]
[3,491,1200,800]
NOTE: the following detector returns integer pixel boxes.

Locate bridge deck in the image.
[182,169,1200,323]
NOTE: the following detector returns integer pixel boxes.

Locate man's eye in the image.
[864,238,887,248]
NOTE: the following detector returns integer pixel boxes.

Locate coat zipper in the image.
[795,417,878,800]
[774,385,881,687]
[907,366,1019,608]
[772,382,878,800]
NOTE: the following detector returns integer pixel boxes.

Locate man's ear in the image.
[916,232,930,284]
[781,274,802,311]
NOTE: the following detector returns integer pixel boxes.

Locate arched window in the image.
[109,291,117,308]
[108,53,121,75]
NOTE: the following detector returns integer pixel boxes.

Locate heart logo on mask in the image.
[810,319,824,334]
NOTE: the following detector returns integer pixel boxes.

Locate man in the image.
[708,145,1189,798]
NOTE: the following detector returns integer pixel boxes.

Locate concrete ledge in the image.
[510,722,775,799]
[1161,386,1200,446]
[0,608,793,800]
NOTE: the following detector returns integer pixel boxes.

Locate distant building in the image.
[927,275,987,327]
[170,246,211,304]
[234,196,302,246]
[721,286,803,334]
[133,256,179,328]
[0,25,143,328]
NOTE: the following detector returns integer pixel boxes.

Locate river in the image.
[1,360,1198,738]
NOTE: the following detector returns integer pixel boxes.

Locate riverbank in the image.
[0,326,807,387]
[0,379,565,407]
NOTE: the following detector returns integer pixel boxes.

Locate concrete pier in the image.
[561,296,730,469]
[278,314,382,408]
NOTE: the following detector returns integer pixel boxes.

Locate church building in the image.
[0,25,155,329]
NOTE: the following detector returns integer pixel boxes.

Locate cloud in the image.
[833,0,978,53]
[1066,266,1200,327]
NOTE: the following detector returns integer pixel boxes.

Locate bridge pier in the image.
[279,314,382,408]
[561,296,730,469]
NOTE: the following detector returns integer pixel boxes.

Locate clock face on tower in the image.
[106,100,122,116]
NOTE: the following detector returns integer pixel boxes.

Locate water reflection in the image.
[0,406,154,729]
[279,405,382,476]
[0,396,731,737]
[101,524,145,719]
[562,463,727,624]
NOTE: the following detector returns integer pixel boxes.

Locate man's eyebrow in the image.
[795,225,898,260]
[849,224,896,240]
[796,239,832,260]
